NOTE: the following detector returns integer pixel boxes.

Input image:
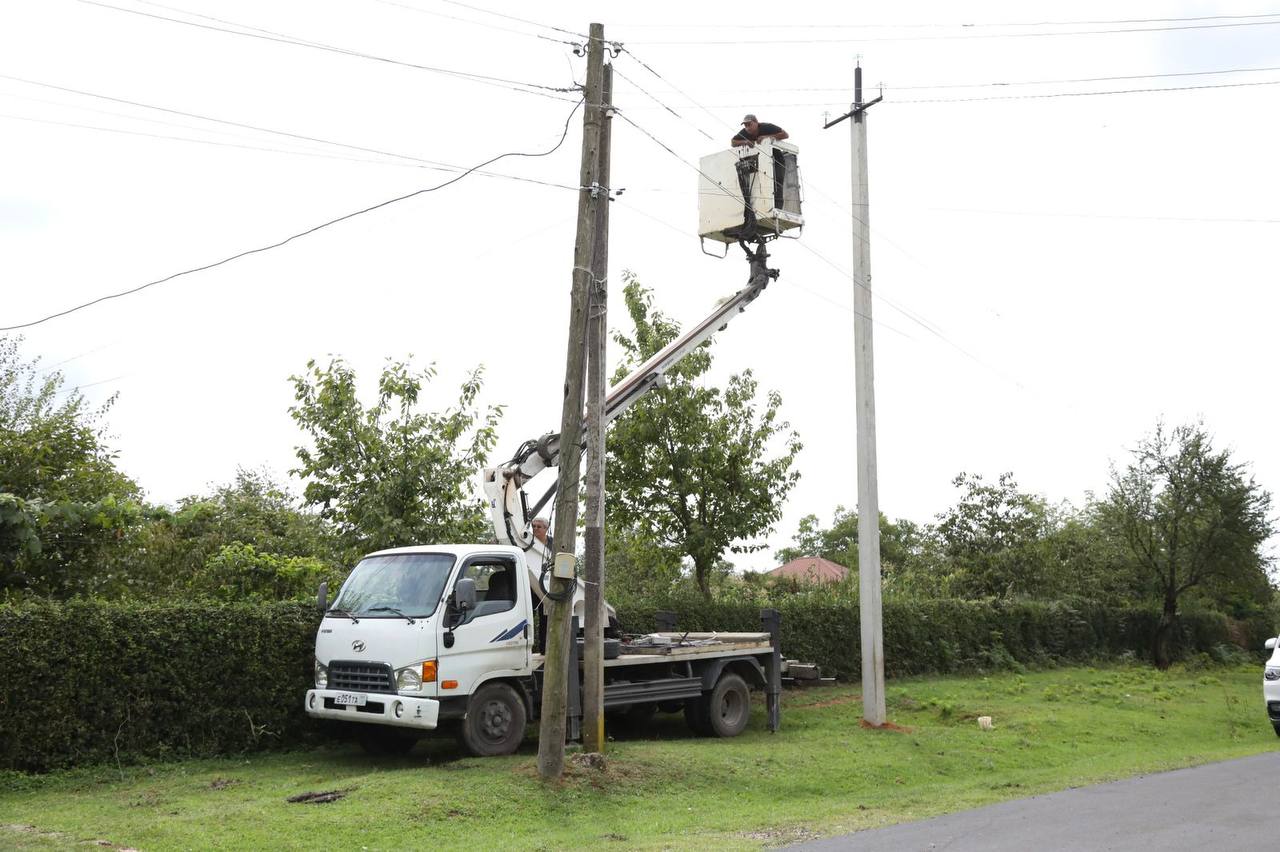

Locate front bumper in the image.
[305,689,440,729]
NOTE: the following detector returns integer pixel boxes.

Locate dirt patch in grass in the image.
[860,719,915,733]
[286,789,352,804]
[208,778,237,790]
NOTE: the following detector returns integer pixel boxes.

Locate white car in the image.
[1264,638,1280,737]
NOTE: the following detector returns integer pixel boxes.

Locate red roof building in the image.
[768,556,850,584]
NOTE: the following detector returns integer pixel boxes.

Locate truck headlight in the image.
[396,666,422,691]
[1265,667,1280,681]
[315,659,328,688]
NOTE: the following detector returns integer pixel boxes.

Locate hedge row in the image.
[0,600,319,772]
[1,596,1270,771]
[614,593,1271,681]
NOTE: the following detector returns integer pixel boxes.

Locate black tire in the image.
[684,695,713,736]
[357,727,417,756]
[703,673,751,738]
[576,638,622,660]
[458,682,527,757]
[1272,722,1280,739]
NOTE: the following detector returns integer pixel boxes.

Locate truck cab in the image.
[306,544,538,754]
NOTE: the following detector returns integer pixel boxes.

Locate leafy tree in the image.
[935,472,1052,598]
[1102,422,1273,668]
[774,507,940,595]
[606,274,802,597]
[0,337,142,597]
[603,519,685,603]
[775,507,929,570]
[111,469,342,598]
[289,357,502,561]
[188,542,342,602]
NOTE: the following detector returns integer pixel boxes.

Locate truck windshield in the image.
[329,553,456,618]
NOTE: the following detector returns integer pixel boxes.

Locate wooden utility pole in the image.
[582,61,613,755]
[537,22,606,781]
[824,61,885,727]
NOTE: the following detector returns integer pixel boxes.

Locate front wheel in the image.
[457,682,527,756]
[1272,722,1280,739]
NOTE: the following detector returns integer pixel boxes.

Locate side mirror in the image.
[454,578,477,614]
[316,581,328,615]
[1265,637,1277,651]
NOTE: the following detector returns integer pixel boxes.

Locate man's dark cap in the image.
[742,114,758,124]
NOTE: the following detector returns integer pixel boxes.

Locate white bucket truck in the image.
[306,144,804,757]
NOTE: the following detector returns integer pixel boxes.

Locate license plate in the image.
[333,692,366,707]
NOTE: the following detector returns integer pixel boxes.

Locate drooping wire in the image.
[1,98,584,332]
[0,111,581,191]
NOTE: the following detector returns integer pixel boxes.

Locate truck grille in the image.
[329,661,395,693]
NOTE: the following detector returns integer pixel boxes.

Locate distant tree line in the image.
[2,269,1275,670]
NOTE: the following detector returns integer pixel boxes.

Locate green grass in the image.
[2,662,1275,850]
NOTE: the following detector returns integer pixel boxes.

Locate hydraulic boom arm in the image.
[482,242,779,554]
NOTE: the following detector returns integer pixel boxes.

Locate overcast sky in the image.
[3,0,1277,570]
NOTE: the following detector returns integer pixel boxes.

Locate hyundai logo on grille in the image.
[351,640,366,652]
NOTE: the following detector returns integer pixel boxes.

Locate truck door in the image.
[440,553,530,697]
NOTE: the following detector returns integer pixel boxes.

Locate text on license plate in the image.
[333,692,366,707]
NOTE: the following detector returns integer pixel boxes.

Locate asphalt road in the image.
[792,751,1280,851]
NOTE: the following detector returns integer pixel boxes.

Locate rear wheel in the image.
[1272,722,1280,738]
[695,673,751,738]
[684,695,712,736]
[457,682,526,756]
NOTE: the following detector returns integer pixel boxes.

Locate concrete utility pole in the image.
[582,61,613,755]
[824,61,885,727]
[537,22,606,781]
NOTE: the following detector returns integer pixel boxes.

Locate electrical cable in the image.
[609,11,1280,30]
[613,110,1027,389]
[74,0,578,98]
[611,198,914,340]
[891,78,1280,104]
[0,74,579,189]
[1,111,583,192]
[433,0,586,39]
[0,98,584,332]
[604,63,1280,95]
[364,0,558,40]
[611,65,713,142]
[611,47,1004,325]
[621,17,1280,45]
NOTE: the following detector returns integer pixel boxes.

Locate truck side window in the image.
[460,559,516,619]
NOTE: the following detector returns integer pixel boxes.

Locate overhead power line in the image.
[610,11,1280,29]
[622,17,1280,44]
[1,98,584,332]
[365,0,559,40]
[433,0,585,39]
[613,63,1280,94]
[891,77,1280,104]
[0,73,577,189]
[74,0,577,99]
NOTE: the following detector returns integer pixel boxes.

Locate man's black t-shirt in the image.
[733,122,783,143]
